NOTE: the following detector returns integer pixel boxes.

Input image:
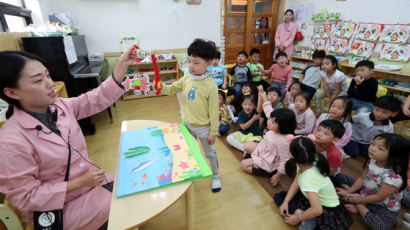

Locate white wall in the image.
[39,0,221,53]
[285,0,410,47]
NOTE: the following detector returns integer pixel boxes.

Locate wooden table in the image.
[107,120,194,230]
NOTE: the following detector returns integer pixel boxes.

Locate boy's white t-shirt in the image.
[321,69,349,93]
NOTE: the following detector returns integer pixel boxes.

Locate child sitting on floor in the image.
[289,91,316,135]
[230,51,252,96]
[217,90,232,136]
[314,119,345,178]
[344,95,401,158]
[337,133,409,230]
[227,94,261,151]
[313,96,353,159]
[274,137,353,230]
[347,60,378,114]
[313,55,349,115]
[241,108,296,187]
[258,51,293,101]
[284,81,301,108]
[299,50,326,98]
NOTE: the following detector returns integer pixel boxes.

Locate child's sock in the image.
[227,105,238,123]
[403,220,410,230]
[212,175,221,193]
[243,151,251,159]
[404,213,410,223]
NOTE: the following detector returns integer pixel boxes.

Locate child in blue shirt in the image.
[208,51,235,95]
[230,51,252,96]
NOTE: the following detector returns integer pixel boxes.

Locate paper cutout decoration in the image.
[151,53,162,95]
[379,24,410,44]
[116,123,212,197]
[313,24,331,39]
[122,74,151,96]
[356,23,382,42]
[310,38,327,50]
[328,38,349,53]
[349,40,375,58]
[333,22,356,39]
[380,44,409,62]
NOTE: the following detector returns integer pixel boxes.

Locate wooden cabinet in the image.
[123,58,179,100]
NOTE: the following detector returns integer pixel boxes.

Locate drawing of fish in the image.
[131,158,159,173]
[150,130,163,136]
[123,146,150,158]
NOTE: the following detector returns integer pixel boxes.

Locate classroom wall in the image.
[285,0,410,47]
[39,0,221,53]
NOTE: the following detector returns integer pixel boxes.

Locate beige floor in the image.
[85,95,295,230]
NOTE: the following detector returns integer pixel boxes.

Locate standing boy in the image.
[230,51,252,95]
[247,48,270,90]
[161,39,221,192]
[347,60,378,114]
[299,50,326,98]
[344,95,401,158]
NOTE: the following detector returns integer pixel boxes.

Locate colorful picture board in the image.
[349,40,375,58]
[313,24,331,39]
[380,44,409,62]
[310,38,327,50]
[328,38,349,53]
[333,22,356,39]
[116,123,212,197]
[379,24,409,44]
[355,23,382,42]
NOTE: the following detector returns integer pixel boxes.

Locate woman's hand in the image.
[279,45,285,51]
[79,170,105,187]
[284,214,300,225]
[113,46,139,83]
[279,202,289,217]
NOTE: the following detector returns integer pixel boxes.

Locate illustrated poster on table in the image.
[333,22,356,39]
[379,24,410,44]
[355,23,382,42]
[379,44,409,62]
[349,40,375,58]
[116,123,212,197]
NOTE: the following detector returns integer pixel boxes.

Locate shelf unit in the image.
[339,60,410,94]
[123,58,179,100]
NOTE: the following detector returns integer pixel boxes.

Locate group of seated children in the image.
[209,48,410,230]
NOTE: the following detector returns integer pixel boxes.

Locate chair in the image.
[0,193,24,230]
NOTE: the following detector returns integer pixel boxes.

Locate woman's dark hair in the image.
[373,133,410,191]
[188,39,217,61]
[329,96,353,123]
[287,80,301,92]
[323,55,339,71]
[285,137,330,177]
[294,91,312,107]
[284,9,294,16]
[0,51,45,119]
[266,86,281,97]
[270,108,296,134]
[218,90,226,101]
[258,17,269,29]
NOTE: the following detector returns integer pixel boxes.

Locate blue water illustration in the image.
[117,126,173,197]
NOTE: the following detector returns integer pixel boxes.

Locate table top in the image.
[107,120,192,230]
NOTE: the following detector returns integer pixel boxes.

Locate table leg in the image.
[186,184,194,230]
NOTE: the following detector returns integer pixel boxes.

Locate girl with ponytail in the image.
[274,137,352,230]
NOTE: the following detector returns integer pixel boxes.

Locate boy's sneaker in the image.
[212,176,221,193]
[216,131,221,137]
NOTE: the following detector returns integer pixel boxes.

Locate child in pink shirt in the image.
[258,51,292,101]
[241,108,296,187]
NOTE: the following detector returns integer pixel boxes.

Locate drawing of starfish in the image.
[178,161,189,170]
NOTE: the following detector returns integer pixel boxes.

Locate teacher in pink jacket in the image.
[274,9,297,60]
[0,46,137,230]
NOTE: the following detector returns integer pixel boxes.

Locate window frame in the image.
[0,2,32,32]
